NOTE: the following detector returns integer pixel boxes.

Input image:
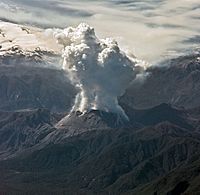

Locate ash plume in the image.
[52,23,146,121]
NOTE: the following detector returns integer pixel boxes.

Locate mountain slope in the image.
[121,53,200,109]
[0,104,199,194]
[0,64,76,112]
[0,121,200,194]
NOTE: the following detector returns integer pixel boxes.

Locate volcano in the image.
[55,109,130,136]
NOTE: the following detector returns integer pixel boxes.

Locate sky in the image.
[0,0,200,63]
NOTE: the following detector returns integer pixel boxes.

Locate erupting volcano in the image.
[50,23,145,127]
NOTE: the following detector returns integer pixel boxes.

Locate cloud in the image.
[0,0,200,63]
[52,23,146,120]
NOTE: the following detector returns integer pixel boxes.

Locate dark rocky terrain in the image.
[0,53,200,194]
[0,64,76,112]
[121,53,200,109]
[0,104,200,195]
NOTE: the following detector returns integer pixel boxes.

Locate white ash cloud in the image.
[52,23,146,120]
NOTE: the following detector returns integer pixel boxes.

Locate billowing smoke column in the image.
[52,23,143,121]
